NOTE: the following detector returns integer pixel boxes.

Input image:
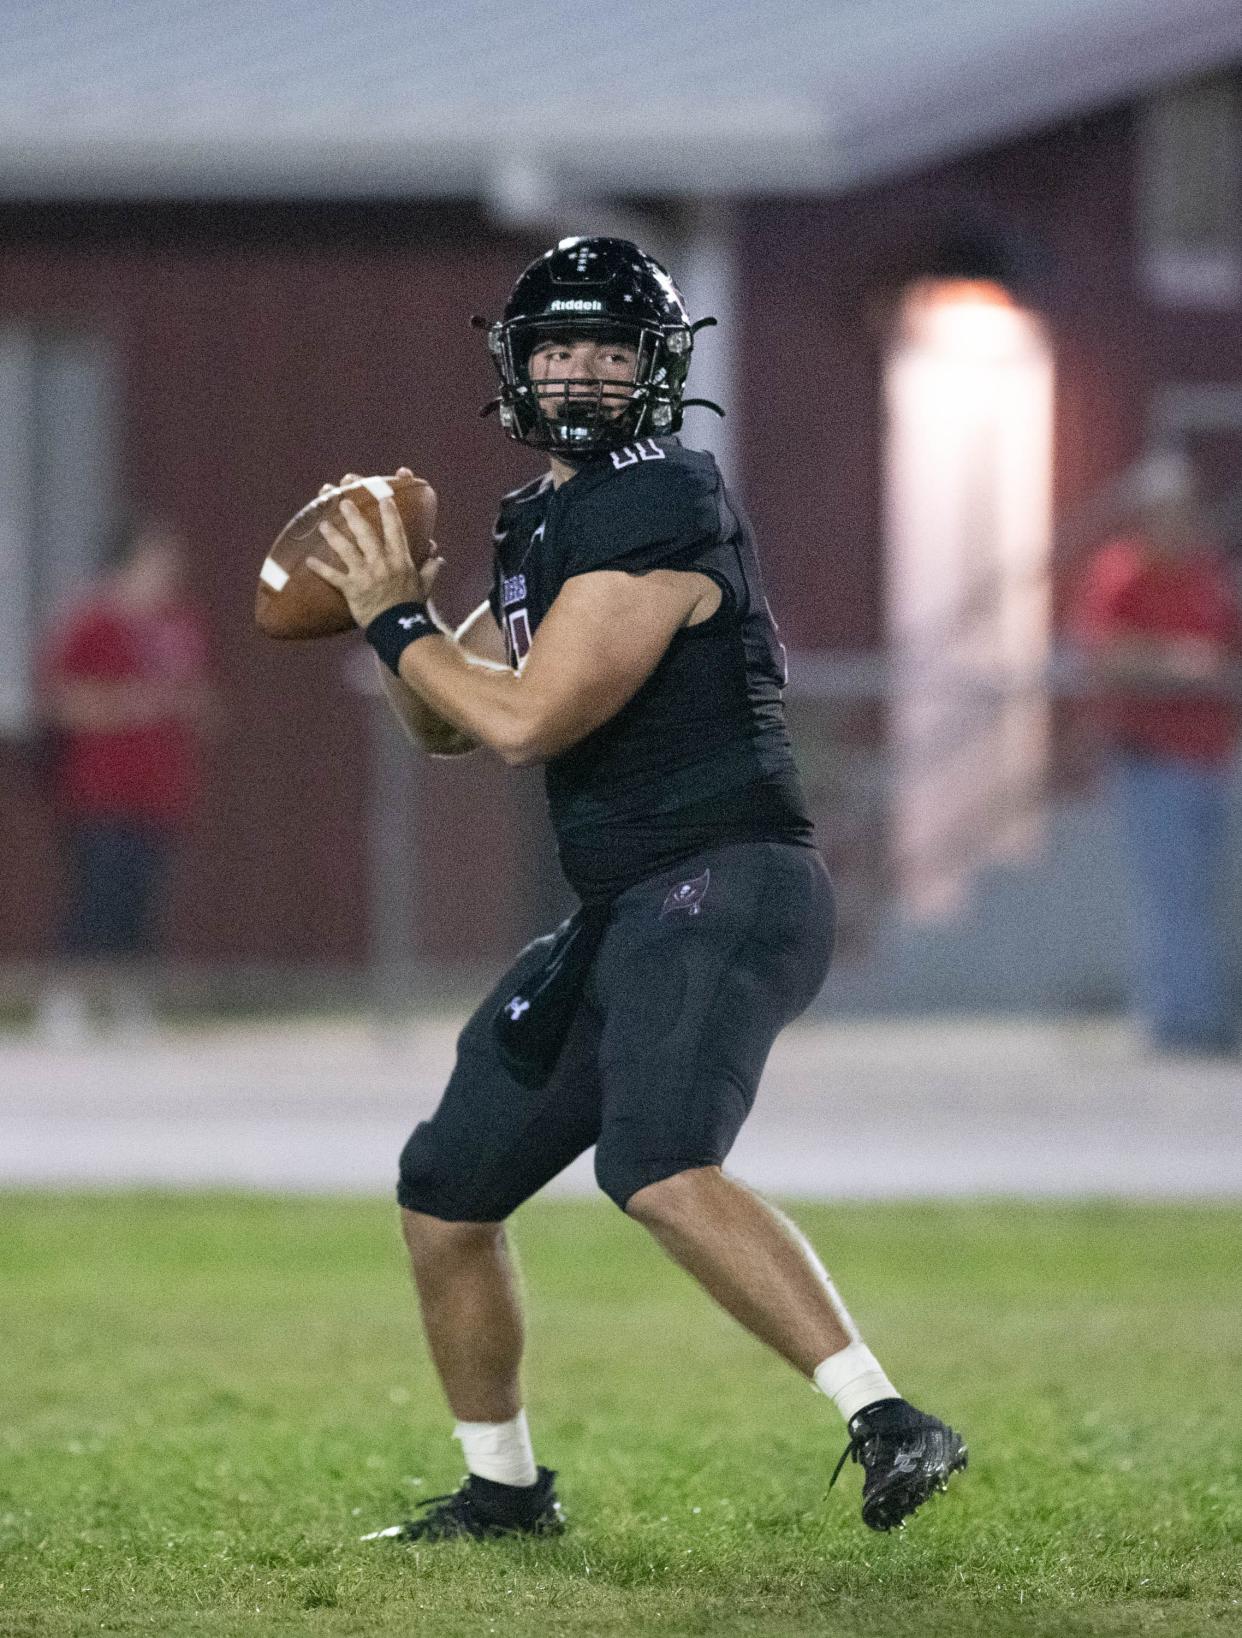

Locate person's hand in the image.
[307,489,443,629]
[316,469,437,564]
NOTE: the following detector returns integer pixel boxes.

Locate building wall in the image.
[0,203,551,967]
[735,108,1142,648]
[3,99,1241,973]
[734,102,1242,958]
[737,100,1242,635]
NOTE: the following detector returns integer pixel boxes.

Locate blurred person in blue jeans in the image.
[1072,453,1241,1054]
[35,521,213,1043]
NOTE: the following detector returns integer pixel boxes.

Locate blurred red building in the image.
[0,24,1240,986]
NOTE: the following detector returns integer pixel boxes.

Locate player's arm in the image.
[308,489,716,764]
[375,597,507,757]
[393,568,712,765]
[311,474,497,758]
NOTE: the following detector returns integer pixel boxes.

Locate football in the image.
[255,470,438,639]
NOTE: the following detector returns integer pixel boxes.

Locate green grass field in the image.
[1,1194,1239,1638]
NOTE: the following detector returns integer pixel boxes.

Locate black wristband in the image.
[365,602,438,675]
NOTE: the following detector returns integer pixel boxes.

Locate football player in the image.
[309,237,967,1541]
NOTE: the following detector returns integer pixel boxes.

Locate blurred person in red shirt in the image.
[36,520,213,1042]
[1071,452,1241,1054]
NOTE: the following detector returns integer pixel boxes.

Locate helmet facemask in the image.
[489,316,690,457]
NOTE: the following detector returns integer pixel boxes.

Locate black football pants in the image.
[397,841,835,1218]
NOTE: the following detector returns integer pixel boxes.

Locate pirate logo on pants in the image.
[660,868,710,919]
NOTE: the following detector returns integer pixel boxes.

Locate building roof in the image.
[1,0,1239,200]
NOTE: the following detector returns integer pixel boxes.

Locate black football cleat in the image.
[360,1466,565,1543]
[830,1398,967,1531]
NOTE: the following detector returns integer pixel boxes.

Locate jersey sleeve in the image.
[560,459,718,580]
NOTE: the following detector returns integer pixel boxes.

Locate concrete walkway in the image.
[2,1014,1240,1198]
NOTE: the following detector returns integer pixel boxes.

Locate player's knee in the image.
[400,1206,503,1268]
[594,1143,720,1216]
[397,1122,495,1226]
[624,1164,724,1226]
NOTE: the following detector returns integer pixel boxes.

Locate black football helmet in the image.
[477,236,720,457]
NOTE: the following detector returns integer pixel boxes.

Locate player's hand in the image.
[307,485,442,629]
[316,469,436,569]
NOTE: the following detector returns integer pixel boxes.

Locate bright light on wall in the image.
[884,279,1055,918]
[898,277,1045,359]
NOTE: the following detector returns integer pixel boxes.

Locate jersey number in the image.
[506,607,533,667]
[609,438,665,470]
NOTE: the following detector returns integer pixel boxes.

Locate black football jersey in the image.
[488,437,813,899]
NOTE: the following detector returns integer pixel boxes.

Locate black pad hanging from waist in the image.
[492,902,610,1089]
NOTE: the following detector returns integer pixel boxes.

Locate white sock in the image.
[452,1409,538,1488]
[813,1343,901,1426]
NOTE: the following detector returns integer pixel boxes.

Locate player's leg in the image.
[368,935,604,1541]
[593,842,966,1529]
[396,998,602,1431]
[625,1164,855,1373]
[624,1164,965,1529]
[600,845,875,1383]
[400,1210,524,1423]
[594,842,849,1372]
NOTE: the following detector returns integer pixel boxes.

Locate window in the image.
[0,327,118,733]
[1139,73,1242,308]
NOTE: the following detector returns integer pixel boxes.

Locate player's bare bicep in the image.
[517,569,708,757]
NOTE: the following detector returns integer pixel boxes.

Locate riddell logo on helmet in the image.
[548,299,604,312]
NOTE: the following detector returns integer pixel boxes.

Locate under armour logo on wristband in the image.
[365,601,436,674]
[505,996,531,1021]
[660,868,710,918]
